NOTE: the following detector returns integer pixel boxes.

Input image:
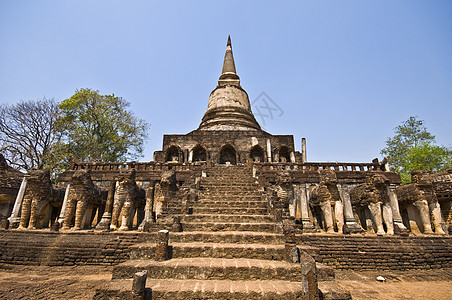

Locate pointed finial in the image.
[219,35,240,86]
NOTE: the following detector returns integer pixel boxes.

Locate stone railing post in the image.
[138,184,154,231]
[299,184,315,232]
[8,175,29,228]
[57,183,71,225]
[300,252,319,300]
[266,139,272,162]
[95,180,116,231]
[387,184,409,234]
[155,229,170,261]
[337,183,363,233]
[131,270,149,300]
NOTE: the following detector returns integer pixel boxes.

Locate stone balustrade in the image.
[254,162,381,172]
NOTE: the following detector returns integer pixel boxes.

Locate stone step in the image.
[201,182,258,187]
[129,242,288,261]
[182,222,277,233]
[200,191,262,196]
[95,278,307,299]
[183,214,273,223]
[169,231,284,244]
[193,207,269,214]
[197,196,265,201]
[96,279,351,300]
[200,191,260,195]
[200,183,257,187]
[201,183,256,187]
[194,201,267,208]
[202,177,255,181]
[112,258,333,281]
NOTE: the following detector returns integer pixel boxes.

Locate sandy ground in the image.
[334,268,452,300]
[0,264,451,299]
[0,264,112,300]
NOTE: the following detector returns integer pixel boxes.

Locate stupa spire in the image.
[198,35,261,131]
[218,35,240,86]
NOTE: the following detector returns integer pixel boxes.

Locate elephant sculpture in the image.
[396,170,445,234]
[110,169,145,231]
[62,169,105,230]
[19,169,61,229]
[350,172,394,235]
[309,169,344,233]
[274,172,295,220]
[153,170,177,221]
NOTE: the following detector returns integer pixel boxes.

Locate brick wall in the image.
[0,230,156,266]
[298,235,452,270]
[0,230,450,270]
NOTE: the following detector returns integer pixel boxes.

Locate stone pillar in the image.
[334,200,344,234]
[131,270,148,300]
[290,151,296,163]
[8,175,28,228]
[300,252,319,300]
[58,183,71,225]
[138,184,155,231]
[96,180,116,231]
[301,138,307,163]
[266,139,272,162]
[155,229,170,261]
[188,150,193,163]
[382,202,394,235]
[300,184,315,231]
[387,185,409,234]
[337,183,363,233]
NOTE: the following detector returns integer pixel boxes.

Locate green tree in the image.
[58,88,149,165]
[381,116,452,184]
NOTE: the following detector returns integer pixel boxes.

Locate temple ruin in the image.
[0,36,451,299]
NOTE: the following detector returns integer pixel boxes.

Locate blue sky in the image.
[1,1,451,163]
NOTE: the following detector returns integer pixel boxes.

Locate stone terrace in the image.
[95,166,346,299]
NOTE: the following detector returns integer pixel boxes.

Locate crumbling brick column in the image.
[155,229,170,261]
[300,252,319,300]
[131,270,149,300]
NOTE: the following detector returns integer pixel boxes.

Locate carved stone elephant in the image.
[274,172,295,220]
[309,169,344,233]
[396,170,445,234]
[153,170,177,221]
[110,169,145,231]
[350,172,394,235]
[62,170,106,230]
[19,169,61,229]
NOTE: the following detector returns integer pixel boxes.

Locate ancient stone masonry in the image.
[397,170,446,235]
[350,172,394,235]
[62,169,106,230]
[2,36,452,299]
[310,169,344,234]
[18,169,63,229]
[0,154,23,227]
[152,170,177,222]
[110,169,145,231]
[431,169,452,233]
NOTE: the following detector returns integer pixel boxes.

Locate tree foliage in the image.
[0,99,62,171]
[58,88,149,164]
[381,116,452,184]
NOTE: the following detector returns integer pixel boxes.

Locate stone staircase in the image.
[95,165,348,299]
